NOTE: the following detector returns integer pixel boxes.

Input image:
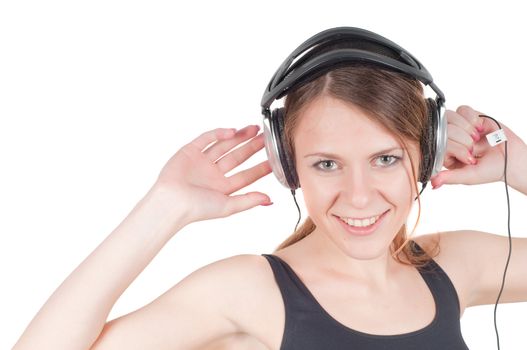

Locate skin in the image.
[289,94,421,288]
[13,98,527,349]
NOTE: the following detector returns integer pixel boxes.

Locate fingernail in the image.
[260,201,273,206]
[471,131,480,142]
[468,156,477,165]
[476,125,484,132]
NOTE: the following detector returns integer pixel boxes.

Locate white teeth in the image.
[341,214,381,227]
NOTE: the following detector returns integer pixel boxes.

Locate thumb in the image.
[221,192,272,217]
[431,167,479,189]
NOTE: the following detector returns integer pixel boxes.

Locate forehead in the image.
[294,96,401,154]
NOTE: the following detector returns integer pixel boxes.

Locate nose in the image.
[340,167,374,209]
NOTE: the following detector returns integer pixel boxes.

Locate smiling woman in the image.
[10,23,527,350]
[274,64,440,267]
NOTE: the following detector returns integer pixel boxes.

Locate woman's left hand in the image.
[430,105,527,190]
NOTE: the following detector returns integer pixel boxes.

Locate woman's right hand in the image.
[153,124,273,224]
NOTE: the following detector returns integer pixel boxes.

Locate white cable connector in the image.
[485,129,507,147]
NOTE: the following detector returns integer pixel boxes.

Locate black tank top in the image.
[261,243,469,349]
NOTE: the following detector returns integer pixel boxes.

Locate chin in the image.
[330,216,399,260]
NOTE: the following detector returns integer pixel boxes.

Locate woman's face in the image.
[293,95,420,260]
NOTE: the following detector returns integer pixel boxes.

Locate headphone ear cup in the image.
[420,98,438,184]
[271,108,299,189]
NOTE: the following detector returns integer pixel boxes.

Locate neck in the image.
[300,228,403,290]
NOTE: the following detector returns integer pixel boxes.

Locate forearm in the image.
[509,169,527,196]
[13,185,190,350]
[507,144,527,196]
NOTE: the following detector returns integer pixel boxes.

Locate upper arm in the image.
[462,230,527,306]
[419,230,527,308]
[89,255,256,350]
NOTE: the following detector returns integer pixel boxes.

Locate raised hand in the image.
[431,105,527,190]
[154,124,273,224]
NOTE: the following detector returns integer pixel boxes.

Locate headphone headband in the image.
[261,27,445,109]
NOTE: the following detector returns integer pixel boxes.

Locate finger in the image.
[225,160,272,194]
[216,133,265,174]
[189,128,237,151]
[457,106,503,141]
[204,125,260,162]
[456,105,485,131]
[472,137,493,158]
[477,113,502,137]
[444,139,476,166]
[447,123,474,150]
[431,166,480,188]
[445,110,480,142]
[220,191,272,218]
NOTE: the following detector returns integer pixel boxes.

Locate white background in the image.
[1,1,526,349]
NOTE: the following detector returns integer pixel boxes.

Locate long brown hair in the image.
[273,64,439,267]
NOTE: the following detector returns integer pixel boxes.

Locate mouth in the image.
[334,210,389,237]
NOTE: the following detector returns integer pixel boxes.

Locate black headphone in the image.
[260,27,448,191]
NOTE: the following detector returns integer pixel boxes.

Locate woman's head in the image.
[275,64,437,265]
[284,64,427,183]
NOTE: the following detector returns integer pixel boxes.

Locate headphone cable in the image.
[291,189,302,233]
[477,115,511,350]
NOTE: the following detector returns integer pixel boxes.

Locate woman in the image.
[13,28,527,350]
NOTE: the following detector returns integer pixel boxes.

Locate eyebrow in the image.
[303,147,404,159]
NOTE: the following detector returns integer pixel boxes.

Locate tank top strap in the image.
[261,254,322,314]
[411,241,462,322]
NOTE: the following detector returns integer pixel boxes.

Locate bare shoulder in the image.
[412,229,501,267]
[192,253,283,348]
[90,254,279,350]
[416,229,527,308]
[191,253,272,285]
[198,253,278,298]
[411,230,510,313]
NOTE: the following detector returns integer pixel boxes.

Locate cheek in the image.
[298,172,339,219]
[384,167,416,208]
[301,178,334,208]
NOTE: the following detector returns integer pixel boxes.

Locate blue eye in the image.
[375,155,401,167]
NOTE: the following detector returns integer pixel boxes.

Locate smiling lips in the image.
[335,210,389,236]
[337,211,386,228]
